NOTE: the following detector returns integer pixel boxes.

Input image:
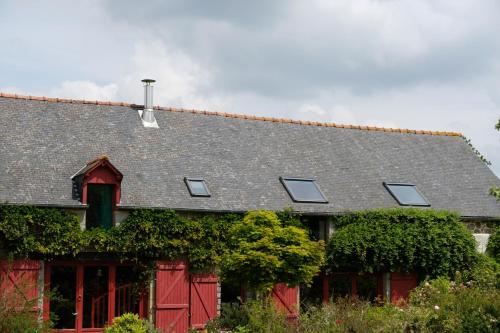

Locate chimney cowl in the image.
[139,79,159,128]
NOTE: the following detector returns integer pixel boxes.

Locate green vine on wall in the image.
[327,208,478,278]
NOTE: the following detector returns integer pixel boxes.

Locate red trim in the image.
[80,159,122,206]
[351,275,358,297]
[76,265,84,331]
[322,273,329,304]
[108,265,116,325]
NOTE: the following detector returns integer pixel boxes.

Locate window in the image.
[86,184,114,229]
[280,177,328,203]
[72,156,122,230]
[185,178,210,197]
[383,182,430,206]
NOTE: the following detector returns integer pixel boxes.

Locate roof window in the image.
[280,177,328,203]
[184,178,210,197]
[383,182,430,206]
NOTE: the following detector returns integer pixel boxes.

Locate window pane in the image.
[385,184,429,206]
[115,266,142,317]
[186,179,210,196]
[83,266,109,328]
[282,179,327,202]
[50,266,76,329]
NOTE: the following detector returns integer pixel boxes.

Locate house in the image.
[1,80,499,332]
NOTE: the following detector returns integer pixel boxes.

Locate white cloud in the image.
[49,81,118,101]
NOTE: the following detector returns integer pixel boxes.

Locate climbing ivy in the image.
[0,205,83,257]
[0,205,239,269]
[327,208,478,278]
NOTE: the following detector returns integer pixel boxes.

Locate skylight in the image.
[280,177,328,203]
[184,178,210,197]
[383,182,430,206]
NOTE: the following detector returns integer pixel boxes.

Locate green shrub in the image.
[487,226,500,262]
[221,210,325,292]
[456,253,500,290]
[327,208,478,278]
[104,313,156,333]
[410,278,499,332]
[207,299,289,333]
[206,302,249,332]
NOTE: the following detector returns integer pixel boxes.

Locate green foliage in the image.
[0,205,238,278]
[486,226,500,261]
[104,313,156,333]
[410,278,499,333]
[456,253,500,290]
[206,302,250,332]
[0,205,83,257]
[276,208,303,228]
[221,210,325,292]
[207,299,289,333]
[327,208,478,278]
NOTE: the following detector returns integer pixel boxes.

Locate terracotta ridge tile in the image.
[0,92,463,137]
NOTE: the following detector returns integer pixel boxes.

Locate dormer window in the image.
[72,155,123,230]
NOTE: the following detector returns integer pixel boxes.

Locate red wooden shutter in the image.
[272,283,299,320]
[155,261,189,333]
[0,260,40,311]
[189,274,218,330]
[390,272,418,304]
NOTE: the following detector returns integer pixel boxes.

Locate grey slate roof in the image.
[1,95,500,218]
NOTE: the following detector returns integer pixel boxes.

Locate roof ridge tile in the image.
[0,92,463,137]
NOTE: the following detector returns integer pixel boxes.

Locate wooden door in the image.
[272,283,299,321]
[189,274,218,330]
[0,260,40,313]
[155,261,189,333]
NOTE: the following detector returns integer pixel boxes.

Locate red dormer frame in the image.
[73,155,123,206]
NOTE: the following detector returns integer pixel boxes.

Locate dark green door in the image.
[87,184,113,229]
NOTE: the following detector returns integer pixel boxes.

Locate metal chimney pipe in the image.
[141,79,156,123]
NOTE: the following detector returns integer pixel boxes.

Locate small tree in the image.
[221,210,324,293]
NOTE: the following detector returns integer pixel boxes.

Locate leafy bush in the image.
[221,210,325,292]
[456,253,500,290]
[327,208,477,278]
[207,299,289,333]
[205,302,249,332]
[486,226,500,262]
[104,313,156,333]
[410,278,499,332]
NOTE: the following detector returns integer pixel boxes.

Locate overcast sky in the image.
[1,0,500,175]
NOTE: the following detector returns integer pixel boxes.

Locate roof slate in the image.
[1,95,499,217]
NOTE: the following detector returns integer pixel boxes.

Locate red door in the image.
[155,261,189,333]
[272,283,299,321]
[189,274,218,330]
[391,272,418,304]
[0,260,40,312]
